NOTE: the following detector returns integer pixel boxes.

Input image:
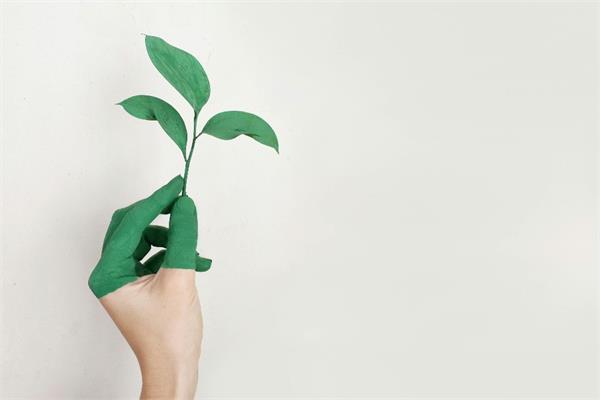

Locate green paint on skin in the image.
[164,195,198,268]
[88,177,211,298]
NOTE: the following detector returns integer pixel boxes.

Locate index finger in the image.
[105,176,183,256]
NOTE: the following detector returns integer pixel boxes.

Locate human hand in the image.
[88,176,210,399]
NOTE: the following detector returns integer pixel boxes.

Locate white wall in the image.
[1,2,597,399]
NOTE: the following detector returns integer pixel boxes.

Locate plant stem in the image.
[182,111,200,196]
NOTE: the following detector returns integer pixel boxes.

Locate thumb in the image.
[163,195,198,269]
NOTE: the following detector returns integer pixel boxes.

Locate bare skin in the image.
[99,268,202,399]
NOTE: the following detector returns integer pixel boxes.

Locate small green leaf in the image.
[145,35,210,113]
[118,95,187,157]
[202,111,279,153]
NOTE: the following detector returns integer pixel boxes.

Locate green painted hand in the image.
[88,176,211,298]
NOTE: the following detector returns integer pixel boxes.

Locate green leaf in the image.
[145,35,210,113]
[202,111,279,153]
[118,95,187,157]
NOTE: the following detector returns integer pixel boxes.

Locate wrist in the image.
[140,360,198,399]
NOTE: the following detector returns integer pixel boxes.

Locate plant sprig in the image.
[118,35,279,196]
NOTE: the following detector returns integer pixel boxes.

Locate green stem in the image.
[182,112,200,196]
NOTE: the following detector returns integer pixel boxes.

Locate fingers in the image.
[90,177,184,299]
[136,249,212,276]
[127,176,184,227]
[105,176,183,256]
[101,204,134,252]
[101,183,175,252]
[136,250,165,276]
[133,225,169,260]
[195,255,212,272]
[161,200,176,215]
[134,225,211,270]
[163,196,198,269]
[144,225,169,246]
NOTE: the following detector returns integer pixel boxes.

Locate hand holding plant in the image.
[88,37,279,397]
[90,35,278,296]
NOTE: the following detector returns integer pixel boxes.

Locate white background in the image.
[1,2,597,399]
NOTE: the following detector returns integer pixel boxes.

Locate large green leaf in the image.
[145,35,210,113]
[202,111,279,153]
[118,95,187,157]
